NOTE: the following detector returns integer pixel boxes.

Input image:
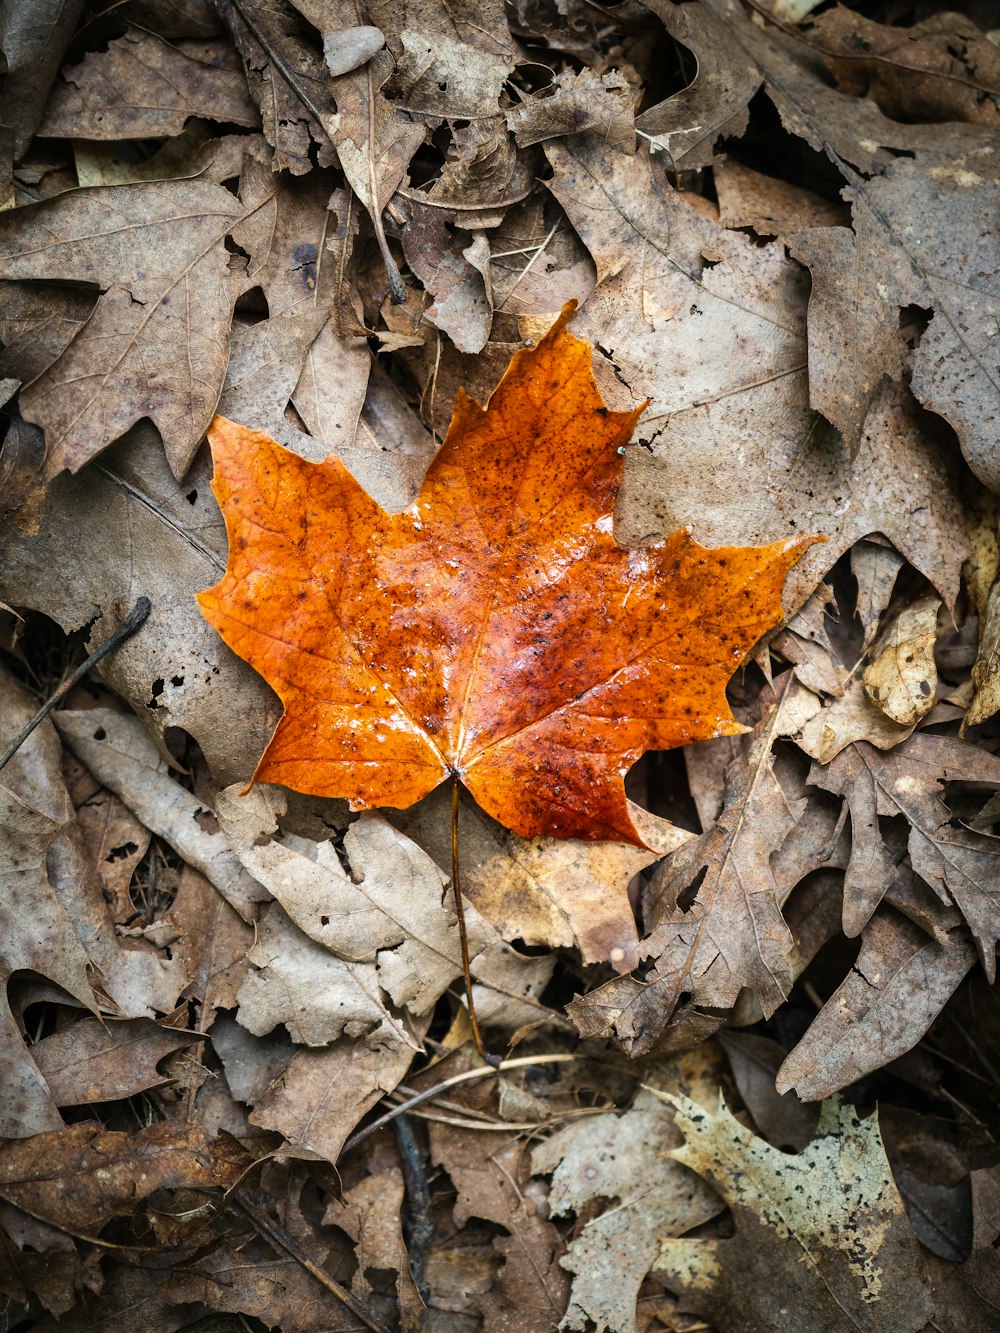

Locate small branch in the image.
[234,1189,390,1333]
[0,596,151,774]
[342,1052,580,1153]
[392,1114,433,1301]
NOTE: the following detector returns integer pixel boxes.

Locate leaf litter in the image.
[1,1,1000,1330]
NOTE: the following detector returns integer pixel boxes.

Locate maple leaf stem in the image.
[451,776,500,1067]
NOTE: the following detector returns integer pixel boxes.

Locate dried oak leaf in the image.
[199,305,812,846]
[37,25,258,140]
[653,1094,933,1332]
[0,179,242,479]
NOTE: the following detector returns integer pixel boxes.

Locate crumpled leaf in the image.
[812,5,1000,127]
[323,1170,423,1331]
[199,305,811,845]
[636,0,761,170]
[38,26,258,140]
[653,1094,933,1333]
[0,179,243,479]
[367,0,516,122]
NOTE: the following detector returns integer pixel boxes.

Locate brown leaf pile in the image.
[1,1,1000,1330]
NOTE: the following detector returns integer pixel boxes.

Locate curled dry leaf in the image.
[863,594,941,725]
[199,305,813,846]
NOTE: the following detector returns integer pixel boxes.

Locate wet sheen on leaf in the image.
[199,304,813,845]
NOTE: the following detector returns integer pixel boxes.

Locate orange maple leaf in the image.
[199,305,813,846]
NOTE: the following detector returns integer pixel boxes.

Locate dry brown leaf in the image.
[54,708,268,919]
[812,5,1000,126]
[636,0,762,169]
[776,910,976,1100]
[249,1038,418,1165]
[545,139,968,613]
[396,789,691,971]
[366,0,515,121]
[0,0,84,161]
[863,594,941,725]
[714,159,847,238]
[507,68,635,151]
[29,1017,194,1107]
[792,161,1000,488]
[216,786,555,1035]
[0,179,243,479]
[532,1086,722,1333]
[220,0,337,175]
[810,734,1000,964]
[323,1169,423,1331]
[433,1127,570,1332]
[164,866,254,1028]
[0,1121,247,1236]
[0,424,280,788]
[570,677,804,1054]
[401,206,493,353]
[852,538,906,649]
[38,27,258,140]
[703,0,991,175]
[653,1095,933,1332]
[0,669,99,1136]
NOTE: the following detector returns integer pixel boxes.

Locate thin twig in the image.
[392,1114,433,1302]
[450,777,497,1065]
[0,596,151,774]
[233,1189,389,1333]
[342,1052,580,1153]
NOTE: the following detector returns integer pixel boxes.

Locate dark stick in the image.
[450,777,498,1066]
[0,596,151,773]
[392,1113,434,1302]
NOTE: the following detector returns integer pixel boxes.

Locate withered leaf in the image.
[0,180,243,479]
[0,1121,247,1236]
[570,676,805,1053]
[38,26,258,140]
[777,910,976,1101]
[810,734,1000,962]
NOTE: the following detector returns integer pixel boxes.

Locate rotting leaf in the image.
[199,304,813,846]
[652,1094,933,1333]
